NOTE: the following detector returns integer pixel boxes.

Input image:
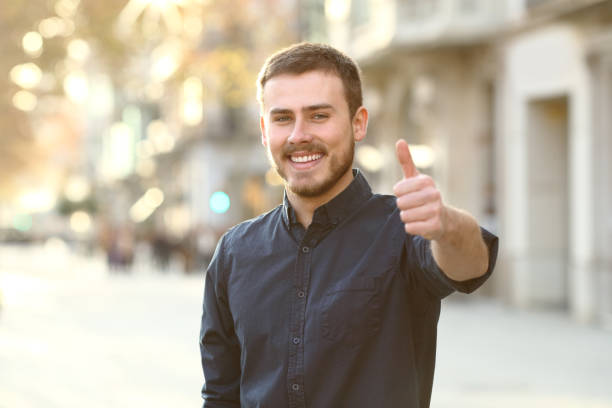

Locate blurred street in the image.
[1,244,611,408]
[0,244,204,408]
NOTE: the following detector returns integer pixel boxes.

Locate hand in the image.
[393,139,447,241]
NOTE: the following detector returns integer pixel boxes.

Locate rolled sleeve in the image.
[405,227,499,299]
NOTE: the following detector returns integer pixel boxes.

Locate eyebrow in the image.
[269,104,335,116]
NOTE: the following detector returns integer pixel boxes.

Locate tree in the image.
[0,0,297,203]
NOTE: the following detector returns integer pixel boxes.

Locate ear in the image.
[260,115,268,147]
[352,106,368,142]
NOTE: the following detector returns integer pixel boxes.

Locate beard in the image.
[267,136,355,198]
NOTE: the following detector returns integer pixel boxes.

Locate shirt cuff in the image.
[439,227,499,294]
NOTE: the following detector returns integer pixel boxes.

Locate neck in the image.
[287,169,354,228]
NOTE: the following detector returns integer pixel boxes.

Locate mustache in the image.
[282,143,328,156]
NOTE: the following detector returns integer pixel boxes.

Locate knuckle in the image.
[426,188,439,202]
[419,174,433,185]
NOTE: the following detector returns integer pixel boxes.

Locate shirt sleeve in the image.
[199,234,241,407]
[402,227,499,299]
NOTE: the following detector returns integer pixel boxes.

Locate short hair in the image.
[257,42,363,118]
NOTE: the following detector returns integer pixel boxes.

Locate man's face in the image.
[260,70,367,198]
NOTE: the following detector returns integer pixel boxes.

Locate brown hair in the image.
[257,42,363,118]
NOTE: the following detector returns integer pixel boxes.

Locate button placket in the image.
[287,238,312,407]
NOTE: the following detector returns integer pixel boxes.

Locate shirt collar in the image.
[282,169,372,229]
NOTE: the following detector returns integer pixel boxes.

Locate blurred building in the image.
[85,1,298,272]
[322,0,612,325]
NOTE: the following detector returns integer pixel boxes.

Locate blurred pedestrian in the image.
[152,231,172,272]
[199,43,498,408]
[106,225,134,272]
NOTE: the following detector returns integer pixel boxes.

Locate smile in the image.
[290,153,323,163]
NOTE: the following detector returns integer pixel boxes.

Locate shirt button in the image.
[301,246,310,253]
[297,290,306,298]
[292,383,300,391]
[292,337,301,345]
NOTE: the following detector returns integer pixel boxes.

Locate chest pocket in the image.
[320,276,381,349]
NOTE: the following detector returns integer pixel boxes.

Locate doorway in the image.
[526,96,569,309]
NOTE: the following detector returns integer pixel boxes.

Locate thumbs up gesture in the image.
[393,139,447,241]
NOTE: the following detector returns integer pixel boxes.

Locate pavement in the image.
[433,298,612,408]
[1,244,612,408]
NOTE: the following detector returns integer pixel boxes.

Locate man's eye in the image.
[273,116,291,122]
[312,113,328,120]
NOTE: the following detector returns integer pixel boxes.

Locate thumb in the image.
[395,139,419,178]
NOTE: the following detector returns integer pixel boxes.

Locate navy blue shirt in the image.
[200,170,498,407]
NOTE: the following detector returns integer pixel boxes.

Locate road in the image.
[1,244,612,407]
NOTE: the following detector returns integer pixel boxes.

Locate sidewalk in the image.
[1,244,612,407]
[432,298,612,408]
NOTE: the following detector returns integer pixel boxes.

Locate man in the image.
[200,42,498,408]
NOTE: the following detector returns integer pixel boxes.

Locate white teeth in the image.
[291,154,322,163]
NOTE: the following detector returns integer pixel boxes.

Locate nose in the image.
[287,117,313,144]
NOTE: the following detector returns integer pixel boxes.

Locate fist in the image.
[393,139,446,241]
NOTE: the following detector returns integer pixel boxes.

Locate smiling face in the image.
[260,70,367,200]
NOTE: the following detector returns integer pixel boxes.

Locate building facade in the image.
[323,0,612,324]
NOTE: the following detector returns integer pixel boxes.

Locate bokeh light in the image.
[356,145,384,172]
[181,76,203,126]
[12,90,38,111]
[12,214,33,232]
[67,39,91,61]
[209,191,230,214]
[144,188,164,207]
[55,0,81,19]
[409,144,436,169]
[22,31,43,57]
[64,176,91,202]
[63,70,89,103]
[129,188,165,223]
[150,41,182,82]
[10,63,43,89]
[325,0,350,21]
[18,190,57,213]
[69,211,92,233]
[38,17,71,38]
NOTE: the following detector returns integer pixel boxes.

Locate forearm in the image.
[431,205,489,281]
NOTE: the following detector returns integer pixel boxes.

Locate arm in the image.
[200,236,241,407]
[394,139,489,281]
[430,206,488,281]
